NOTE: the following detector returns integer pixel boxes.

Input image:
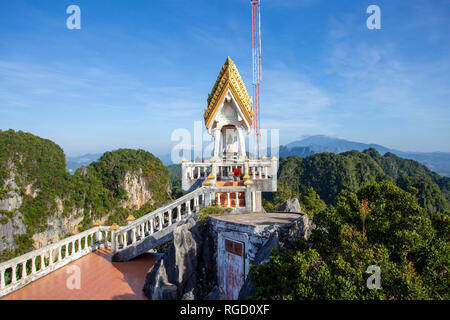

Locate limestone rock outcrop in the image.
[143,212,315,300]
[274,198,302,213]
[1,133,172,260]
[143,218,217,300]
[0,169,27,252]
[119,171,155,210]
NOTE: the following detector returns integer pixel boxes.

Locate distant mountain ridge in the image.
[66,135,450,177]
[276,148,449,214]
[66,153,103,173]
[281,135,450,177]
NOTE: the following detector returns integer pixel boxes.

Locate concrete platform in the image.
[1,248,157,300]
[210,212,303,227]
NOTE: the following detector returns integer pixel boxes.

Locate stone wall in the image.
[142,211,314,300]
[143,217,220,300]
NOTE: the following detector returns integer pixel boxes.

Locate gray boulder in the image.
[143,217,208,300]
[274,198,302,213]
[204,286,225,300]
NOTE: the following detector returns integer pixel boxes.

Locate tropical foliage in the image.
[275,148,449,214]
[0,130,172,261]
[250,180,449,300]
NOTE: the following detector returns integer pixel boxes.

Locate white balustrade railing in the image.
[111,187,208,253]
[246,162,273,180]
[208,186,247,208]
[183,160,275,181]
[0,183,257,298]
[0,226,111,298]
[184,162,212,180]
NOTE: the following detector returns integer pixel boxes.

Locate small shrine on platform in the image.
[181,57,278,212]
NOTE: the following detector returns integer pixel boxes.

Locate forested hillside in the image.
[274,148,449,215]
[254,148,449,299]
[281,135,450,177]
[0,130,172,262]
[252,180,449,299]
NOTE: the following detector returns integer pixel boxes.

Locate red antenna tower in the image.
[251,0,262,159]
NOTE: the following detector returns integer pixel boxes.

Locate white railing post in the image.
[11,265,17,284]
[0,269,5,290]
[21,262,26,280]
[205,190,210,207]
[132,229,136,244]
[49,249,53,266]
[96,229,101,244]
[177,206,181,222]
[185,201,190,215]
[31,257,36,274]
[111,231,116,252]
[150,219,154,234]
[235,192,239,207]
[168,210,173,226]
[227,193,231,208]
[58,247,62,261]
[217,193,221,206]
[123,233,127,248]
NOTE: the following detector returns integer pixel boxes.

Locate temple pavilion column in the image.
[213,127,221,159]
[237,127,246,161]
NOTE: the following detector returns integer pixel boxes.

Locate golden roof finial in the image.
[244,179,254,186]
[93,220,103,226]
[125,215,135,222]
[181,157,188,163]
[109,223,120,231]
[204,57,254,130]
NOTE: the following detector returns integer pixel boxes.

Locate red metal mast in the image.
[251,0,262,159]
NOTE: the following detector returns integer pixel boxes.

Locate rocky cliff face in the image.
[143,218,217,300]
[0,168,27,252]
[119,171,155,210]
[0,130,172,261]
[1,165,168,253]
[143,211,314,300]
[0,166,84,251]
[30,206,85,249]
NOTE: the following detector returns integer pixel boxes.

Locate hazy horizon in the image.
[1,0,449,155]
[57,133,448,159]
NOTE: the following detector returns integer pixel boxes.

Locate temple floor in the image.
[1,248,158,300]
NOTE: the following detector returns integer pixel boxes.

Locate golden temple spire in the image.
[204,57,254,131]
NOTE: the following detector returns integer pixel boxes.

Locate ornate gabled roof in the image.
[204,57,254,129]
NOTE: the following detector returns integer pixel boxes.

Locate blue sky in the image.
[1,0,449,156]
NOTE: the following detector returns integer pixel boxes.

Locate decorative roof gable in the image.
[204,57,254,129]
